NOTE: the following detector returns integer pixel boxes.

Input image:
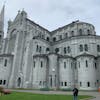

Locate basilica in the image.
[0,6,100,90]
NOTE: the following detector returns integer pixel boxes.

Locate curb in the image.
[80,97,96,100]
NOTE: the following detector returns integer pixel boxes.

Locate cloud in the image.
[0,0,100,36]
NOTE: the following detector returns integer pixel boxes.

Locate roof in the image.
[51,20,94,35]
[75,52,96,58]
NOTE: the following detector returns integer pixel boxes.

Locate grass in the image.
[0,92,93,100]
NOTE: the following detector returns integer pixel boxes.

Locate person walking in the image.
[73,87,78,100]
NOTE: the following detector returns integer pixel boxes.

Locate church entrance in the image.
[17,77,21,88]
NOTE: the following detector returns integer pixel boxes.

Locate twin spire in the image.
[0,5,5,32]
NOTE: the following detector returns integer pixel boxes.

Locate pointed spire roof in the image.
[0,5,5,32]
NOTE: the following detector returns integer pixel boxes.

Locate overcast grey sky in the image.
[0,0,100,36]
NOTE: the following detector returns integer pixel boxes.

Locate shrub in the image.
[60,88,72,91]
[0,86,4,96]
[40,88,50,91]
[3,89,11,95]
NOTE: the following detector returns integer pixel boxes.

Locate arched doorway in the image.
[17,77,21,87]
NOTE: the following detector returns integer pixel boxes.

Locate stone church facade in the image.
[0,7,100,90]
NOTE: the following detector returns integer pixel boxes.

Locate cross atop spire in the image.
[0,5,5,32]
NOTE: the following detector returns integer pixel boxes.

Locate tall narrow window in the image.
[33,61,35,68]
[65,82,67,86]
[71,62,73,69]
[80,82,82,86]
[65,33,68,38]
[97,45,100,52]
[87,82,90,87]
[41,35,44,39]
[84,44,88,51]
[95,62,97,69]
[64,62,66,69]
[36,45,38,52]
[39,46,42,52]
[87,29,90,35]
[86,60,88,67]
[0,35,2,39]
[79,62,80,68]
[46,48,50,52]
[3,80,6,85]
[4,59,7,67]
[64,47,66,54]
[59,35,62,40]
[46,37,49,41]
[0,80,2,85]
[53,37,56,42]
[79,45,83,52]
[61,82,63,86]
[41,61,43,68]
[39,81,42,86]
[67,46,71,53]
[79,29,82,35]
[55,48,59,53]
[71,31,74,36]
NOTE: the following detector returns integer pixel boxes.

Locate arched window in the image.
[33,61,35,68]
[64,47,67,54]
[79,45,83,52]
[36,45,38,52]
[17,77,21,87]
[64,62,66,68]
[39,46,42,52]
[71,31,74,36]
[79,29,82,35]
[59,35,62,40]
[46,37,49,41]
[61,82,63,86]
[0,80,2,85]
[53,37,56,42]
[55,48,59,53]
[87,82,90,87]
[4,59,7,67]
[41,61,43,68]
[80,82,82,86]
[86,60,88,67]
[3,80,6,85]
[41,35,45,39]
[67,46,71,53]
[87,29,90,35]
[95,62,97,69]
[97,45,100,52]
[65,33,68,38]
[0,35,2,38]
[65,82,67,86]
[79,62,80,68]
[84,44,88,51]
[46,48,50,52]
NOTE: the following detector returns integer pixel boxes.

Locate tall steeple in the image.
[0,5,5,34]
[0,5,5,53]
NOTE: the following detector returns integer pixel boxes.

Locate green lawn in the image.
[0,92,93,100]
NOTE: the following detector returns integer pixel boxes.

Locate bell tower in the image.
[0,5,5,53]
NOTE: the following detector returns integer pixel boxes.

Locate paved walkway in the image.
[11,89,100,100]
